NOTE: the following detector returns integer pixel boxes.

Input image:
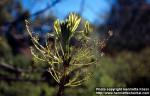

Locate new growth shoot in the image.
[25,13,107,96]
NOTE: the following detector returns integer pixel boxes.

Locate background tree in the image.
[97,0,150,90]
[102,0,150,52]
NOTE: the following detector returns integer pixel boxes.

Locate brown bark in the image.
[57,83,65,96]
[56,58,70,96]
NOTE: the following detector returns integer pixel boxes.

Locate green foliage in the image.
[69,48,150,96]
[0,37,12,62]
[0,37,30,68]
[0,81,55,96]
[0,37,53,96]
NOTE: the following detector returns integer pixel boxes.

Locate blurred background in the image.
[0,0,150,96]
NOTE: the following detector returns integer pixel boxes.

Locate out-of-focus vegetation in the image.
[102,0,150,53]
[0,0,150,96]
[64,48,150,96]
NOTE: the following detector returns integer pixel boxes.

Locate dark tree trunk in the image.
[57,83,65,96]
[56,75,67,96]
[56,56,70,96]
[56,68,66,96]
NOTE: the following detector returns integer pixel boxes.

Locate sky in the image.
[22,0,114,24]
